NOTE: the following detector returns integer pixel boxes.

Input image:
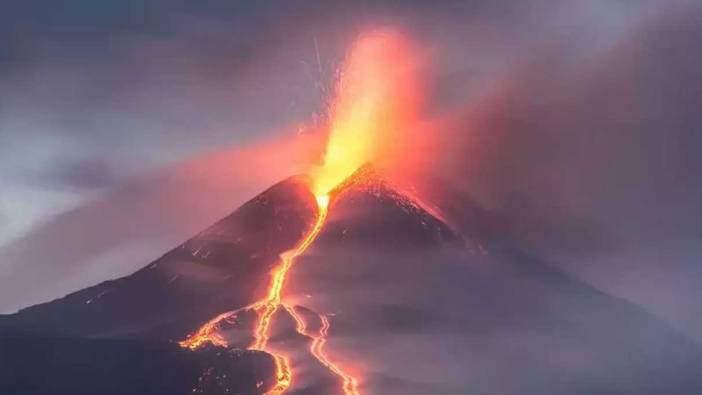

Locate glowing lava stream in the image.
[178,310,235,350]
[180,193,360,395]
[247,194,331,395]
[250,194,330,352]
[252,193,359,395]
[179,30,419,394]
[285,305,360,395]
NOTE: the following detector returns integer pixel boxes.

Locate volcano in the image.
[2,165,702,395]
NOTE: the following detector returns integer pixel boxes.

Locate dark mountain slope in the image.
[283,169,702,394]
[0,338,274,395]
[0,176,317,340]
[2,166,701,395]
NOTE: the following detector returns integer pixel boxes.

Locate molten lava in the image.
[246,194,330,395]
[246,193,361,395]
[286,305,360,395]
[179,192,359,394]
[180,29,424,395]
[311,30,422,196]
[180,194,336,394]
[179,310,236,350]
[250,194,329,352]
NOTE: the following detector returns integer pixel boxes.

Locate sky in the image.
[0,1,332,244]
[0,0,658,248]
[1,0,701,342]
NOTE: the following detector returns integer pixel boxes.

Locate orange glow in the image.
[248,194,329,394]
[179,28,427,395]
[316,315,359,395]
[286,306,360,395]
[178,310,235,350]
[179,196,331,394]
[267,354,293,395]
[179,189,362,394]
[311,29,423,196]
[250,195,329,351]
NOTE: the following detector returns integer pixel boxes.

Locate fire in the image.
[311,29,422,196]
[180,29,423,395]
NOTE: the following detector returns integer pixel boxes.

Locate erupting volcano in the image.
[175,161,451,395]
[3,29,702,395]
[177,190,350,395]
[177,30,422,395]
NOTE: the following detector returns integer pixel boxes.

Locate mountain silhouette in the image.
[2,166,701,394]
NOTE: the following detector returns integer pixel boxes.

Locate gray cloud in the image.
[0,133,320,312]
[30,159,118,191]
[421,5,702,340]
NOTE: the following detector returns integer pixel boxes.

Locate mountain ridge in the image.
[2,167,702,394]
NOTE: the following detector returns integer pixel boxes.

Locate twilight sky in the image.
[0,0,659,247]
[1,0,701,342]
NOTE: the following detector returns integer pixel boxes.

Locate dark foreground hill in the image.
[0,338,274,395]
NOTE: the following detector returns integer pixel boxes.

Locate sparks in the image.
[180,29,421,395]
[311,30,421,196]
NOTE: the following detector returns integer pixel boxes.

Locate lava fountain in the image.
[180,29,422,395]
[312,29,423,196]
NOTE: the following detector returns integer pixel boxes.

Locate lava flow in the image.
[247,194,330,395]
[179,194,338,392]
[179,310,236,350]
[285,305,360,395]
[180,190,359,395]
[250,195,329,352]
[180,29,421,394]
